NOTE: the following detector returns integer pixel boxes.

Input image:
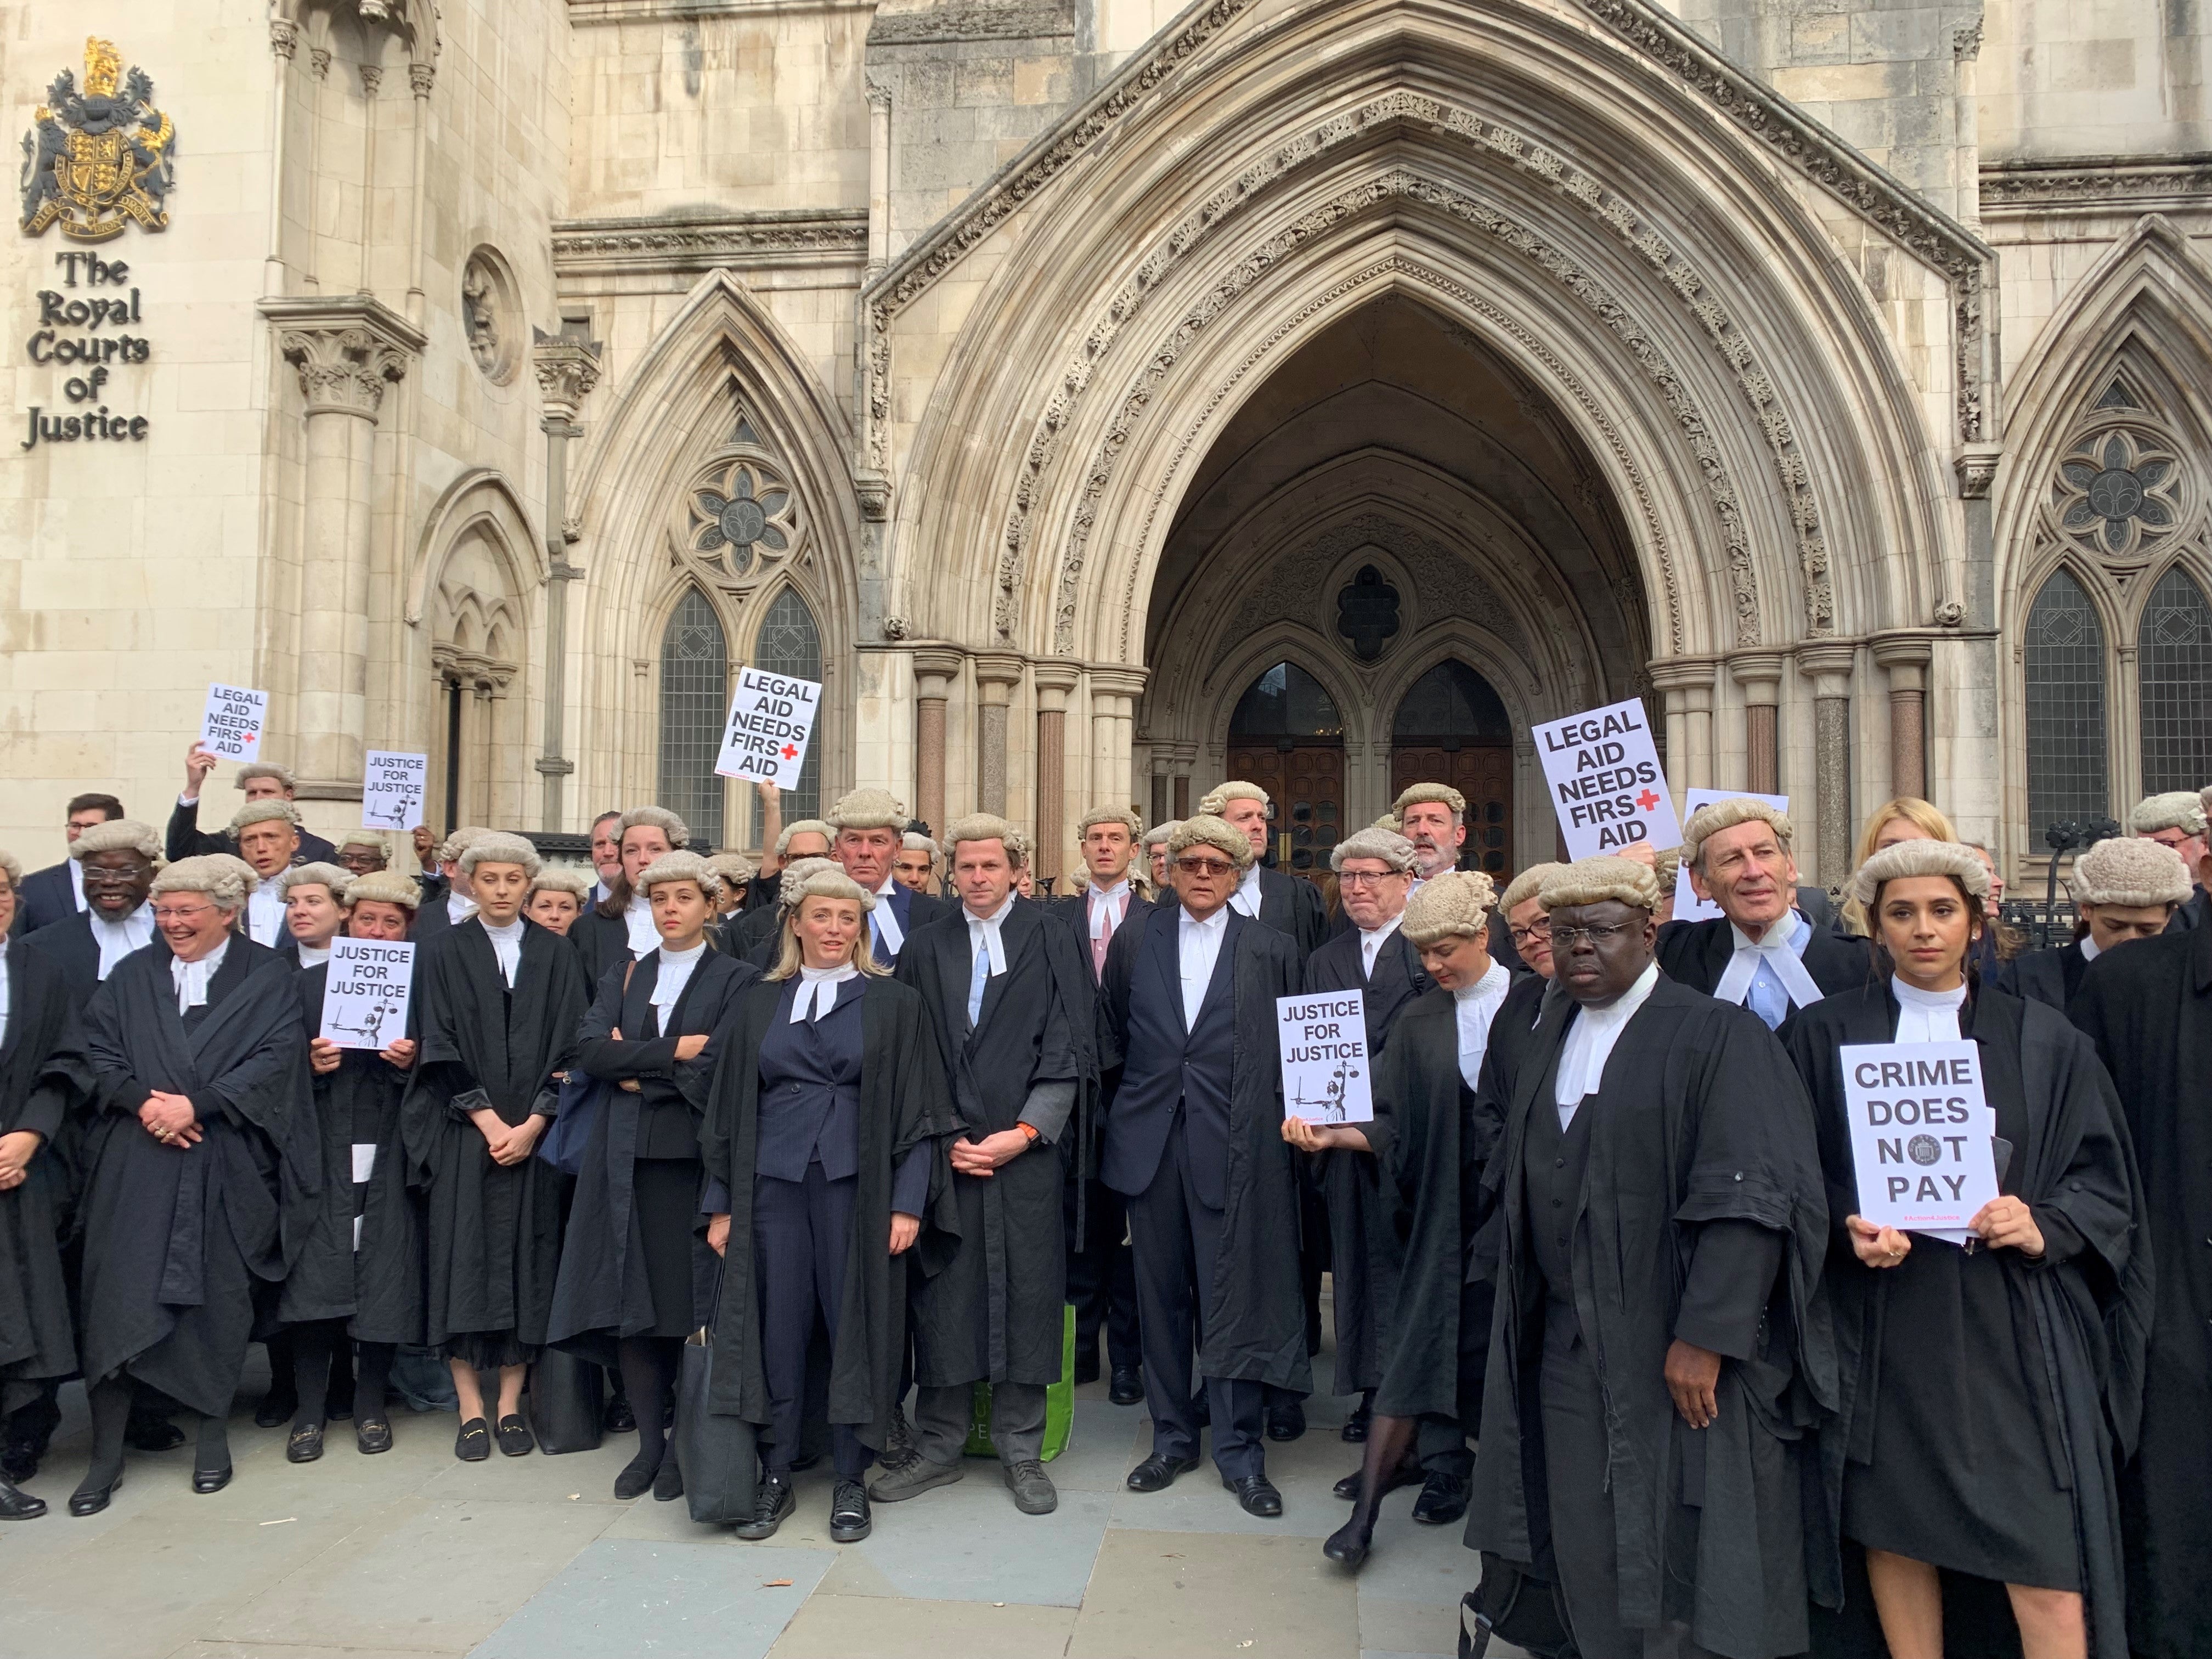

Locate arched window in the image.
[2023,569,2108,831]
[2137,566,2212,796]
[1228,661,1342,738]
[659,587,729,851]
[752,586,823,837]
[1391,660,1515,873]
[1226,662,1342,871]
[1391,659,1513,744]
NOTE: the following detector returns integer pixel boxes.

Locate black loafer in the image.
[829,1479,872,1543]
[454,1417,491,1462]
[67,1471,122,1516]
[1333,1458,1423,1502]
[1322,1517,1371,1567]
[1224,1473,1283,1517]
[494,1415,534,1457]
[1108,1367,1145,1406]
[285,1424,324,1464]
[1125,1453,1200,1493]
[355,1417,393,1455]
[613,1452,659,1500]
[2,1445,38,1484]
[1341,1402,1371,1443]
[1412,1470,1469,1525]
[0,1476,47,1520]
[1265,1401,1305,1442]
[653,1457,684,1502]
[603,1395,636,1434]
[253,1393,297,1430]
[125,1415,186,1453]
[191,1463,233,1495]
[733,1474,795,1541]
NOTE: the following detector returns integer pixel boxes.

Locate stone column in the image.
[1150,754,1172,830]
[1797,644,1859,885]
[1032,663,1080,882]
[1647,659,1718,808]
[973,653,1026,820]
[405,63,436,323]
[865,74,893,278]
[1090,668,1148,812]
[263,296,424,796]
[1871,635,1933,803]
[531,329,601,831]
[911,647,963,836]
[1728,653,1786,795]
[1171,744,1195,821]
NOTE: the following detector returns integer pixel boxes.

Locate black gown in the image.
[0,940,93,1387]
[548,947,758,1357]
[896,902,1096,1391]
[696,973,959,1449]
[1781,983,2150,1659]
[401,918,588,1366]
[279,962,425,1345]
[76,940,318,1416]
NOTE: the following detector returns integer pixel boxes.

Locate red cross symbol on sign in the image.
[1635,788,1660,812]
[243,732,257,744]
[781,744,798,760]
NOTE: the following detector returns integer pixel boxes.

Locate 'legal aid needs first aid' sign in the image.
[1533,698,1681,860]
[715,667,820,791]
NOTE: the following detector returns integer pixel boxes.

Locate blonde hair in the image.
[1842,797,1959,935]
[766,900,889,981]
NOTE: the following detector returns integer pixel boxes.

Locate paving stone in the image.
[766,1593,1079,1657]
[471,1538,830,1659]
[1067,1527,1361,1658]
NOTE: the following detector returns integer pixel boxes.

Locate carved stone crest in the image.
[21,37,176,242]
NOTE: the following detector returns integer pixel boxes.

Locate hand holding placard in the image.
[1533,698,1682,860]
[715,667,821,790]
[200,683,269,763]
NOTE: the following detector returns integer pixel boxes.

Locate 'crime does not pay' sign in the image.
[715,667,820,791]
[1841,1040,1999,1238]
[1533,697,1681,860]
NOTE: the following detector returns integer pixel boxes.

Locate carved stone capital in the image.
[1726,651,1787,701]
[1795,642,1858,701]
[1869,633,1933,691]
[261,295,426,421]
[865,71,894,111]
[1031,662,1080,713]
[855,471,893,522]
[359,63,383,98]
[530,327,603,422]
[1954,445,2000,499]
[270,19,300,60]
[1645,657,1719,693]
[409,62,435,98]
[309,46,332,80]
[1952,20,1982,60]
[912,647,965,701]
[972,652,1029,697]
[1087,665,1149,699]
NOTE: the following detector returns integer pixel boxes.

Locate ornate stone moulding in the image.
[552,210,869,278]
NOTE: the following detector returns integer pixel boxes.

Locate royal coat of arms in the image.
[20,38,176,242]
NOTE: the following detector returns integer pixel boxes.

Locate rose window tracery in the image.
[2053,428,2180,563]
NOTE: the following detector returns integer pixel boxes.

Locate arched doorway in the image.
[1391,660,1513,873]
[1225,662,1344,874]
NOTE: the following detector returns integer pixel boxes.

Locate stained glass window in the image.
[2024,569,2108,831]
[2137,566,2212,795]
[659,587,727,851]
[752,586,823,840]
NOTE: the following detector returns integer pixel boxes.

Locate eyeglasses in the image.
[152,905,215,923]
[1336,870,1404,888]
[1508,921,1551,945]
[1176,857,1237,878]
[1549,921,1634,947]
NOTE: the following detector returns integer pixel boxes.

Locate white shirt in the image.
[1453,960,1514,1091]
[1554,961,1661,1122]
[623,892,659,958]
[792,962,859,1022]
[1229,863,1265,920]
[68,857,86,913]
[650,940,708,1022]
[245,884,286,947]
[966,892,1018,977]
[1085,878,1132,942]
[91,902,155,980]
[2078,934,2102,964]
[1178,904,1231,1028]
[171,938,232,1016]
[1891,977,1967,1043]
[0,947,10,1050]
[479,916,524,988]
[1358,913,1404,979]
[446,888,477,927]
[297,940,333,969]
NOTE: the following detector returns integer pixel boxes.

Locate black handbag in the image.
[674,1262,758,1525]
[529,1346,605,1456]
[1459,1553,1578,1659]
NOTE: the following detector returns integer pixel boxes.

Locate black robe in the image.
[0,940,93,1384]
[897,901,1096,1389]
[1098,904,1311,1392]
[165,798,338,867]
[1302,923,1430,1393]
[1997,939,2090,1010]
[76,939,318,1415]
[1655,911,1871,1005]
[24,908,114,1003]
[1249,865,1328,962]
[697,974,960,1448]
[278,963,425,1344]
[546,947,758,1361]
[1469,977,1836,1659]
[2071,927,2210,1659]
[569,901,647,991]
[1781,983,2150,1659]
[400,918,588,1358]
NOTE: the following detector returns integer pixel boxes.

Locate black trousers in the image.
[753,1164,870,1480]
[1064,1173,1140,1373]
[1125,1116,1265,1481]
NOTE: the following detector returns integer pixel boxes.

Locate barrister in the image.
[884,815,1093,1517]
[1099,815,1307,1517]
[827,788,947,969]
[230,802,309,947]
[24,819,161,1001]
[407,826,493,944]
[570,806,689,989]
[1198,782,1328,961]
[723,820,836,958]
[2001,836,2191,1009]
[167,746,336,866]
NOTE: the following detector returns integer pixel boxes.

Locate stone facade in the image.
[1,0,2206,888]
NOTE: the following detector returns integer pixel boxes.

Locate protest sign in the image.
[1841,1041,1999,1237]
[319,938,415,1051]
[1674,789,1791,923]
[200,683,269,763]
[1533,698,1681,860]
[1277,990,1373,1124]
[362,749,428,832]
[715,666,821,790]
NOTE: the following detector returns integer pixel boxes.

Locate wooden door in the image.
[1391,744,1513,873]
[1226,743,1345,877]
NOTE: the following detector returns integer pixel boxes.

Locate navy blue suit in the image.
[865,881,945,969]
[15,862,77,935]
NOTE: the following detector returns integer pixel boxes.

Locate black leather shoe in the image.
[1224,1473,1283,1517]
[1125,1453,1201,1493]
[125,1415,185,1453]
[68,1471,122,1516]
[1073,1347,1102,1387]
[829,1479,872,1543]
[354,1418,394,1456]
[494,1415,534,1457]
[285,1424,324,1464]
[1265,1401,1306,1442]
[1411,1470,1469,1525]
[2,1443,37,1484]
[603,1394,636,1434]
[734,1473,795,1541]
[0,1475,47,1519]
[191,1463,233,1495]
[253,1392,297,1430]
[454,1417,491,1462]
[1322,1517,1371,1567]
[613,1451,660,1500]
[1333,1459,1423,1502]
[653,1456,684,1502]
[1341,1402,1372,1443]
[1108,1367,1145,1406]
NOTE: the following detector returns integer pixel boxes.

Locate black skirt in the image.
[634,1157,704,1340]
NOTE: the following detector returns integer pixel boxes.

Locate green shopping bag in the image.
[964,1302,1076,1461]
